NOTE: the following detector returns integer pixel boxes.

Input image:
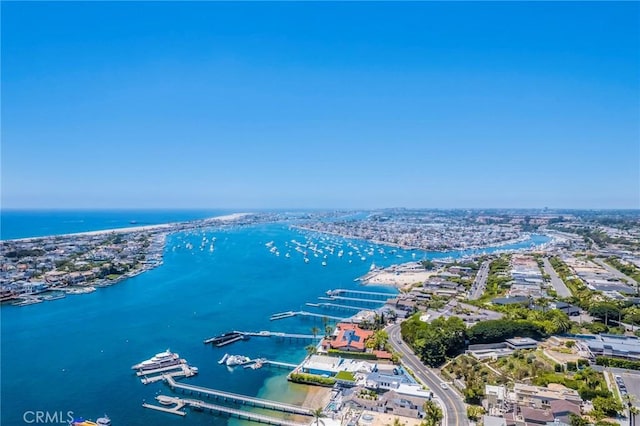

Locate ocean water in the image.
[0,213,550,425]
[0,209,233,240]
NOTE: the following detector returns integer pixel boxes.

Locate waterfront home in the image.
[326,323,374,352]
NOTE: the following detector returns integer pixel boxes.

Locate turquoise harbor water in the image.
[1,213,550,425]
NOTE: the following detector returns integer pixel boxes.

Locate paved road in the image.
[386,324,468,426]
[593,258,639,288]
[468,261,490,300]
[541,257,572,298]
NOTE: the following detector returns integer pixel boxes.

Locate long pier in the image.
[164,376,313,416]
[319,295,386,304]
[144,395,307,426]
[239,331,321,340]
[242,358,298,370]
[269,311,346,322]
[310,302,374,312]
[327,289,396,299]
[264,360,297,369]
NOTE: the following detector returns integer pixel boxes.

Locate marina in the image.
[0,214,554,425]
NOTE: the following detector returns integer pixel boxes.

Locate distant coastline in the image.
[2,212,251,243]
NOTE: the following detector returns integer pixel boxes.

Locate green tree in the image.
[305,344,318,356]
[386,418,404,426]
[422,400,443,426]
[311,326,320,338]
[549,311,572,334]
[569,413,589,426]
[589,302,621,325]
[623,306,640,325]
[592,396,624,419]
[466,406,484,421]
[366,330,389,351]
[311,407,326,426]
[325,325,334,338]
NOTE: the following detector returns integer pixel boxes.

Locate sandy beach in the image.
[5,212,252,242]
[301,385,332,410]
[361,263,435,290]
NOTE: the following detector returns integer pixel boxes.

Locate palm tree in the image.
[311,326,320,338]
[551,312,572,334]
[422,400,443,426]
[305,344,317,356]
[322,316,329,331]
[623,394,638,426]
[311,407,326,426]
[325,324,334,338]
[386,418,404,426]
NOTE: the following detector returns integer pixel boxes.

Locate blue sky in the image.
[2,2,638,209]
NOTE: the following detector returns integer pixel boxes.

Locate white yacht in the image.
[131,349,183,371]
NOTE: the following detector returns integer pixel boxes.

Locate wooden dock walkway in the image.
[238,331,321,340]
[164,376,313,416]
[142,395,187,415]
[269,311,346,321]
[320,295,387,304]
[144,395,307,426]
[140,365,197,384]
[327,289,395,298]
[311,302,374,312]
[263,360,297,369]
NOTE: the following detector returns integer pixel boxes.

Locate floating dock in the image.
[164,376,313,416]
[140,365,198,384]
[142,395,187,416]
[143,395,307,426]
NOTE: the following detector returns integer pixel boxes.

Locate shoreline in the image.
[1,213,251,306]
[301,384,332,410]
[2,212,252,243]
